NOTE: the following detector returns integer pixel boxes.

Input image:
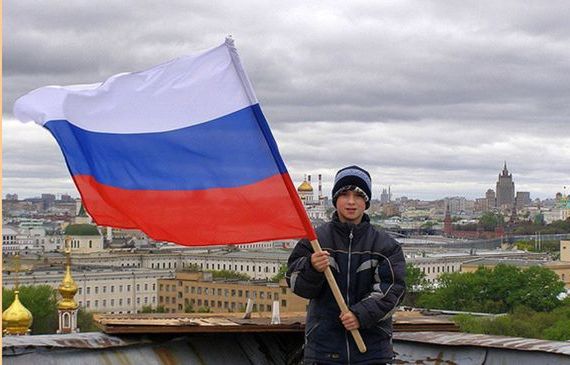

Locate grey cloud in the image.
[4,1,570,199]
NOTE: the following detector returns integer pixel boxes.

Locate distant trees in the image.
[2,285,58,334]
[270,264,287,282]
[141,305,166,313]
[417,264,565,313]
[514,218,570,235]
[455,299,570,341]
[478,212,504,231]
[210,270,250,281]
[402,263,429,306]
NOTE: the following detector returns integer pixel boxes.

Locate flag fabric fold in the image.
[14,38,316,246]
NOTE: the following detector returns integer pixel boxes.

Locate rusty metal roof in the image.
[4,331,570,365]
[394,331,570,356]
[92,310,459,334]
[93,312,306,334]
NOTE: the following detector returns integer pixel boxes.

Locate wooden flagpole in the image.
[310,239,367,353]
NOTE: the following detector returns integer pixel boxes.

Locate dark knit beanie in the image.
[332,165,372,209]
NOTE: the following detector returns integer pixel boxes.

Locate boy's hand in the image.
[340,311,360,331]
[310,251,330,272]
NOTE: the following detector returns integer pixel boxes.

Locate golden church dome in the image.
[297,181,314,192]
[58,246,79,310]
[2,291,33,335]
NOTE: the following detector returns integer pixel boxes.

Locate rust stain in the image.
[153,346,178,365]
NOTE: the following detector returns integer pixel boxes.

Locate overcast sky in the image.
[4,1,570,200]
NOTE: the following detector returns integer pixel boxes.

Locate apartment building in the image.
[157,271,307,314]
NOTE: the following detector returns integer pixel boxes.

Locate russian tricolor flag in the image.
[14,38,316,246]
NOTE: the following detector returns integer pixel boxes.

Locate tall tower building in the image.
[496,162,515,210]
[57,239,79,334]
[485,189,496,210]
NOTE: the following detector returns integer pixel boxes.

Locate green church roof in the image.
[64,224,99,236]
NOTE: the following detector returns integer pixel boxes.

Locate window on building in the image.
[127,285,131,291]
[136,284,140,291]
[137,297,140,305]
[95,300,99,308]
[217,288,222,296]
[260,292,265,299]
[166,297,170,304]
[144,297,148,304]
[111,299,114,307]
[78,287,82,295]
[103,299,107,307]
[111,286,114,293]
[119,299,123,306]
[127,298,131,305]
[281,300,287,307]
[281,288,287,294]
[95,286,99,294]
[197,287,202,294]
[87,300,90,308]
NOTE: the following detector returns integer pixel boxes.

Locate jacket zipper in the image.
[345,228,354,364]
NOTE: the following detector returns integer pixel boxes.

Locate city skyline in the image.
[4,2,570,200]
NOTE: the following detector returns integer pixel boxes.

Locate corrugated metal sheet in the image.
[394,331,570,356]
[2,332,303,365]
[3,331,570,364]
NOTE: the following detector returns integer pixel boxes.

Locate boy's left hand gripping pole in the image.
[310,239,367,353]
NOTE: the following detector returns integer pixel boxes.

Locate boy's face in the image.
[336,189,366,224]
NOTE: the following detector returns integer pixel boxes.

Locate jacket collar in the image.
[331,211,370,236]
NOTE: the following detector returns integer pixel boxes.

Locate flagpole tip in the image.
[225,35,235,47]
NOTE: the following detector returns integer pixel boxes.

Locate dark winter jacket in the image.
[286,213,406,364]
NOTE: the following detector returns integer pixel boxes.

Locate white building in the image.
[64,224,104,253]
[68,249,291,280]
[2,267,174,314]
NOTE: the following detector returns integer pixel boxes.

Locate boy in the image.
[287,165,406,364]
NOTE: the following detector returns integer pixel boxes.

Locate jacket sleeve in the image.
[286,238,326,299]
[350,239,406,329]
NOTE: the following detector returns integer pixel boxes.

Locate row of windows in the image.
[420,265,457,275]
[151,262,178,269]
[80,296,156,308]
[163,261,280,273]
[160,285,287,299]
[161,297,287,311]
[79,283,156,295]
